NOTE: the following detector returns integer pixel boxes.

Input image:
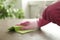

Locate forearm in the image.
[17,19,50,30]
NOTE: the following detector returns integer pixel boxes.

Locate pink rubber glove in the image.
[16,21,30,26]
[16,21,38,30]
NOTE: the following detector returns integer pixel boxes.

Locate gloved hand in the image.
[16,21,30,26]
[16,21,38,30]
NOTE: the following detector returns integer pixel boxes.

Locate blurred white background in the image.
[0,0,58,27]
[4,0,57,18]
[22,0,57,18]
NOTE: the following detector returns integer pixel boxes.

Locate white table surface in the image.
[0,19,60,40]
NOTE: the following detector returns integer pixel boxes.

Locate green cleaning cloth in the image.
[8,26,34,34]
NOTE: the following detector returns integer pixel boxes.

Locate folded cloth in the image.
[8,26,34,34]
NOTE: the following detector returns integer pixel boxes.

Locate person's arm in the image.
[16,7,51,30]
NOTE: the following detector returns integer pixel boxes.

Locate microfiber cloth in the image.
[8,26,34,34]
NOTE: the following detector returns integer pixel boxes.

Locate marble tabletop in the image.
[0,19,60,40]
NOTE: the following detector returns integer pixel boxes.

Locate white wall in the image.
[22,0,46,18]
[22,0,56,11]
[29,1,46,18]
[22,0,57,18]
[22,0,45,18]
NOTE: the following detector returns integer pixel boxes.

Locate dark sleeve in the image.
[38,7,51,27]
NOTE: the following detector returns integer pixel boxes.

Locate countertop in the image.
[0,19,60,40]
